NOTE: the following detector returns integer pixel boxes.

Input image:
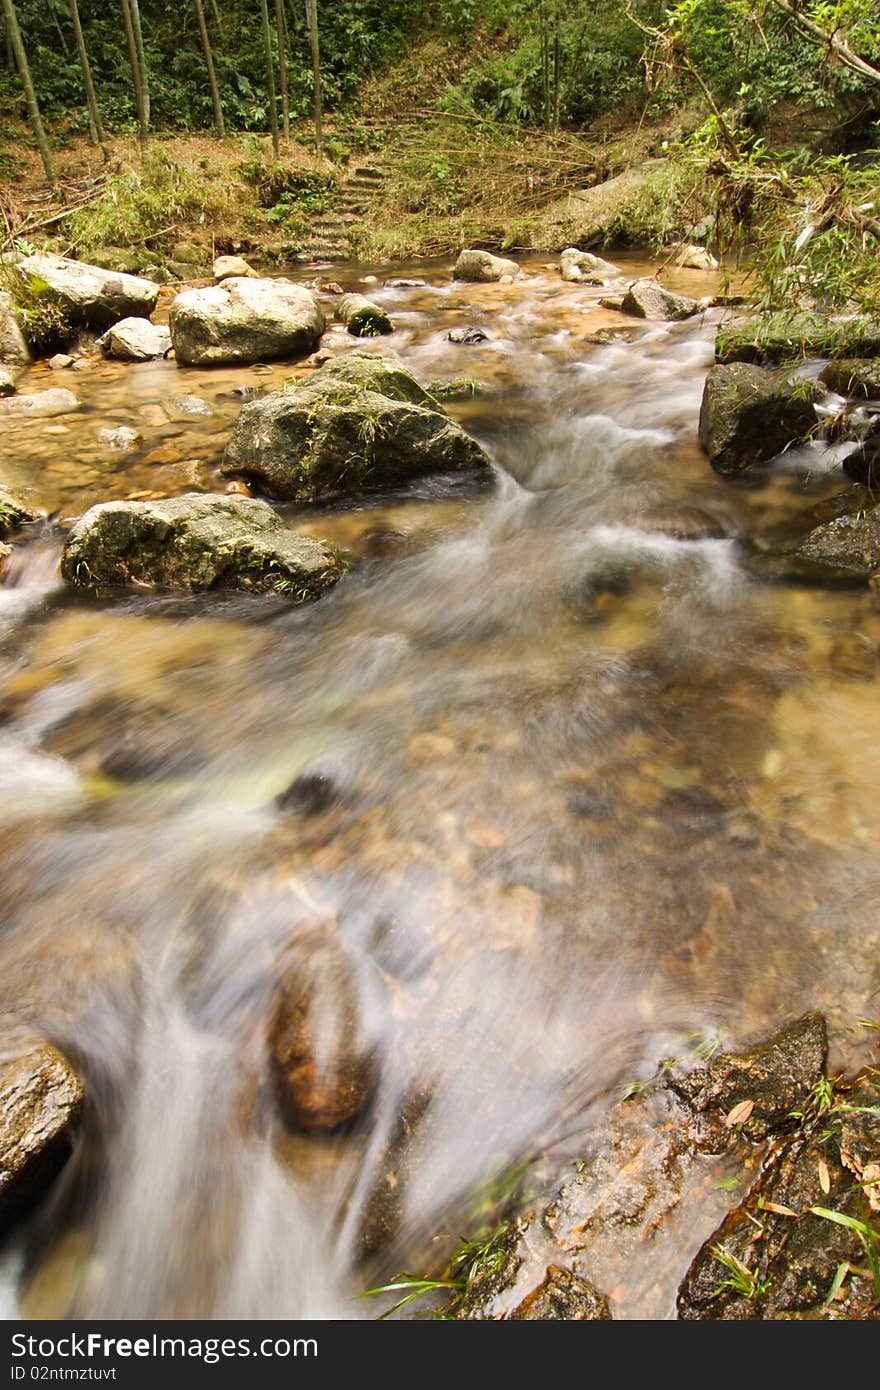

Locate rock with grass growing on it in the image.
[0,1036,84,1231]
[222,364,491,502]
[716,313,880,366]
[454,249,521,283]
[97,317,172,362]
[819,358,880,400]
[168,277,325,366]
[559,247,618,283]
[15,253,160,330]
[337,293,393,338]
[321,351,436,405]
[60,493,343,599]
[0,486,38,534]
[620,279,701,321]
[792,507,880,583]
[698,363,819,475]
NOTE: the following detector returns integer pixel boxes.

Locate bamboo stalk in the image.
[120,0,148,151]
[275,0,289,142]
[194,0,225,138]
[1,0,56,184]
[259,0,279,158]
[70,0,109,162]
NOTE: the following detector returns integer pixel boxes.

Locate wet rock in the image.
[356,1087,431,1257]
[85,246,144,276]
[96,426,141,450]
[632,505,734,541]
[47,353,75,370]
[161,392,212,420]
[0,388,80,419]
[509,1266,612,1320]
[426,377,486,401]
[267,937,380,1130]
[168,277,324,366]
[337,293,393,338]
[559,247,618,283]
[792,507,880,583]
[620,280,701,321]
[16,253,159,330]
[678,1069,880,1320]
[321,351,435,406]
[698,363,819,475]
[385,278,426,288]
[0,1038,84,1229]
[0,366,16,396]
[818,358,880,399]
[716,313,880,366]
[0,486,38,534]
[60,493,343,599]
[454,249,520,283]
[447,326,488,345]
[97,317,172,361]
[222,366,490,503]
[44,695,201,781]
[213,254,258,281]
[0,290,29,365]
[276,770,342,815]
[841,433,880,486]
[671,244,719,271]
[671,1013,827,1144]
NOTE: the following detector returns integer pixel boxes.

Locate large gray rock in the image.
[97,316,172,361]
[0,290,29,365]
[0,387,80,419]
[16,253,159,330]
[559,247,618,283]
[60,493,343,599]
[454,249,520,282]
[222,364,490,502]
[698,363,819,475]
[321,351,436,405]
[716,313,880,365]
[621,279,701,321]
[168,276,325,366]
[0,1038,84,1228]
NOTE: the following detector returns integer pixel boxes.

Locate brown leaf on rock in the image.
[725,1098,755,1128]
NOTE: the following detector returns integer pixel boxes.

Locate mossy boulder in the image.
[819,358,880,399]
[0,1038,84,1230]
[698,363,819,475]
[559,247,618,283]
[0,486,38,534]
[168,276,325,366]
[60,493,342,599]
[337,293,393,337]
[222,364,490,502]
[716,313,880,365]
[321,351,436,405]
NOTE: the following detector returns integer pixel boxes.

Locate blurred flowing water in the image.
[1,254,879,1318]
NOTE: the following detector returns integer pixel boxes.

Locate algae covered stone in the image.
[222,362,490,502]
[61,493,342,598]
[321,351,437,405]
[698,362,819,475]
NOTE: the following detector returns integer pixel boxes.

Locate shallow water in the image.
[1,252,879,1319]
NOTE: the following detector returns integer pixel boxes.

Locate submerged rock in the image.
[454,249,520,282]
[337,293,393,337]
[16,252,160,330]
[97,317,172,361]
[792,508,880,583]
[267,937,380,1130]
[0,388,80,419]
[698,363,819,474]
[168,277,325,366]
[60,493,343,599]
[716,313,880,365]
[620,280,701,321]
[559,247,618,283]
[222,362,490,502]
[0,1038,84,1229]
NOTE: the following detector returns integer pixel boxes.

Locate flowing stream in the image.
[1,254,879,1319]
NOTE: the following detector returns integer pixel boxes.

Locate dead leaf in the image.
[818,1155,831,1195]
[759,1199,798,1217]
[725,1098,755,1128]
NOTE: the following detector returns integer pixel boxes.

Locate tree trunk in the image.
[70,0,109,161]
[305,0,323,157]
[120,0,148,150]
[259,0,279,157]
[1,0,55,184]
[275,0,290,142]
[194,0,225,137]
[129,0,150,126]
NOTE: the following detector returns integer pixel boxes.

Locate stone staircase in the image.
[295,165,387,263]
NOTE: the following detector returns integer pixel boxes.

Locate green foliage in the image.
[710,1244,772,1300]
[0,264,71,352]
